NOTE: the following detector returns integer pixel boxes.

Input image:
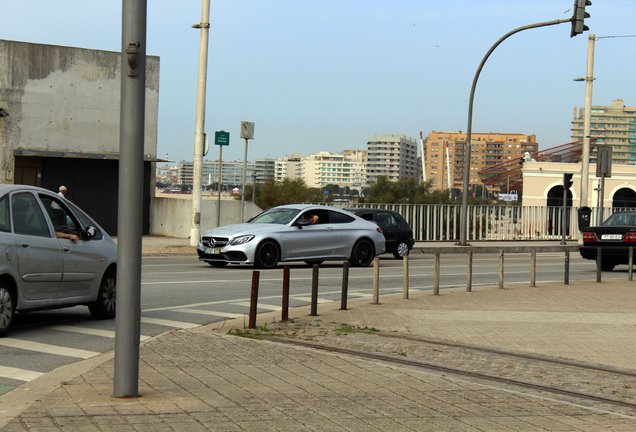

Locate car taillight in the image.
[624,233,636,243]
[583,232,597,243]
[376,227,383,233]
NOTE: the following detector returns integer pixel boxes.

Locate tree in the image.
[360,176,434,204]
[237,178,325,210]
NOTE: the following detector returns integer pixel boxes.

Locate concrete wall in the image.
[0,40,159,181]
[150,196,263,238]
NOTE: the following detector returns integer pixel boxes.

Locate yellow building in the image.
[423,131,538,193]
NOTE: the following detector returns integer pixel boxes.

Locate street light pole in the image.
[190,0,211,246]
[577,34,595,208]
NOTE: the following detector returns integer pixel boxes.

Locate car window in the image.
[376,212,397,227]
[250,208,300,224]
[39,195,81,237]
[65,200,104,240]
[0,196,10,233]
[327,211,355,224]
[11,193,51,237]
[604,213,636,226]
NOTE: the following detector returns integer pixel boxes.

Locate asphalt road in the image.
[0,251,625,395]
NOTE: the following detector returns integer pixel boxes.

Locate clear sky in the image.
[2,1,635,164]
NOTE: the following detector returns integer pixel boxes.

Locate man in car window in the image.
[306,213,320,224]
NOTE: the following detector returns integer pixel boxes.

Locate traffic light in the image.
[570,0,591,38]
[563,173,574,190]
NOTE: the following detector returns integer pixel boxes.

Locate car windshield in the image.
[603,213,636,226]
[249,208,301,224]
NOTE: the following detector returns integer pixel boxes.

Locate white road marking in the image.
[140,317,200,329]
[231,301,282,311]
[175,309,245,319]
[291,297,334,304]
[0,366,43,382]
[47,325,151,341]
[0,339,98,359]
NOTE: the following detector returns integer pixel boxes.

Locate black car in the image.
[345,208,415,259]
[579,211,636,271]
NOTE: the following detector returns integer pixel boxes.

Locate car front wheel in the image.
[89,269,116,319]
[254,240,280,269]
[393,240,410,259]
[0,282,16,338]
[349,239,375,267]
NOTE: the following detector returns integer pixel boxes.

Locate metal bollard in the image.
[372,257,380,304]
[564,249,570,285]
[248,270,260,329]
[596,247,602,283]
[530,250,536,287]
[403,255,409,299]
[310,264,319,316]
[629,247,633,282]
[281,267,290,321]
[498,250,504,289]
[341,261,349,310]
[466,251,473,292]
[434,253,440,295]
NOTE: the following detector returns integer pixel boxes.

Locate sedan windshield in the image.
[603,213,636,226]
[250,208,300,224]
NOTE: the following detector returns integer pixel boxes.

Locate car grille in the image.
[201,236,229,248]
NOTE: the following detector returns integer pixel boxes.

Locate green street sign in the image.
[215,131,229,146]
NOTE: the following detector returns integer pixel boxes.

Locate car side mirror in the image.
[85,226,97,239]
[297,219,310,229]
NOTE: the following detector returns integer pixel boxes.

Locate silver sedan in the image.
[197,204,386,268]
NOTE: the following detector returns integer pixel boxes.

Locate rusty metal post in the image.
[629,247,633,282]
[310,264,319,316]
[248,270,260,329]
[372,257,380,304]
[466,251,473,292]
[341,261,349,310]
[281,267,290,321]
[531,250,536,287]
[498,250,504,289]
[564,249,570,285]
[434,253,440,295]
[403,255,409,299]
[596,247,602,283]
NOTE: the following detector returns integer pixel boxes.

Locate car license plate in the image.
[601,234,623,240]
[205,247,221,254]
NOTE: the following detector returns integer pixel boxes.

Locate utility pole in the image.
[190,0,211,246]
[114,0,146,398]
[576,34,595,208]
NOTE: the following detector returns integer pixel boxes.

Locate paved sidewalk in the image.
[1,237,636,431]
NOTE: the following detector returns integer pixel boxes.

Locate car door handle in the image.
[20,242,30,248]
[325,227,335,231]
[63,247,71,253]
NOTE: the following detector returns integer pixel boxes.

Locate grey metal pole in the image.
[190,0,211,246]
[216,144,222,227]
[240,138,248,222]
[579,34,595,209]
[114,0,147,398]
[459,18,570,245]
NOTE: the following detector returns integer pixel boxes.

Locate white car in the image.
[0,185,117,337]
[197,204,386,268]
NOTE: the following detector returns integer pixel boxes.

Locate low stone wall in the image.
[149,195,262,238]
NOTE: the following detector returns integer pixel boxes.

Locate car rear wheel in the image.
[349,239,375,267]
[600,261,616,272]
[393,240,410,259]
[208,261,229,268]
[254,240,280,269]
[89,269,116,319]
[0,282,16,338]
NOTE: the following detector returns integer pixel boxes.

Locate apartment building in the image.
[254,158,276,184]
[423,131,538,192]
[177,160,255,187]
[275,154,303,182]
[572,99,636,165]
[301,150,367,189]
[366,134,418,184]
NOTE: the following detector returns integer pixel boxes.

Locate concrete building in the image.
[254,158,276,184]
[424,131,538,193]
[301,150,366,189]
[275,154,303,182]
[366,134,418,183]
[572,99,636,166]
[0,40,160,235]
[177,160,255,188]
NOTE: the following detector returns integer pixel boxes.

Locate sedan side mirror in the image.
[85,226,97,239]
[296,219,310,229]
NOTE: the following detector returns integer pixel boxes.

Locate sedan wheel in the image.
[349,239,375,267]
[89,270,116,319]
[0,283,15,338]
[393,240,410,260]
[254,240,280,269]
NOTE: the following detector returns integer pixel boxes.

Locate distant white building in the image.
[275,154,303,182]
[301,150,366,189]
[366,134,418,183]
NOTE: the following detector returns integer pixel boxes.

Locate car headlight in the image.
[230,235,255,245]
